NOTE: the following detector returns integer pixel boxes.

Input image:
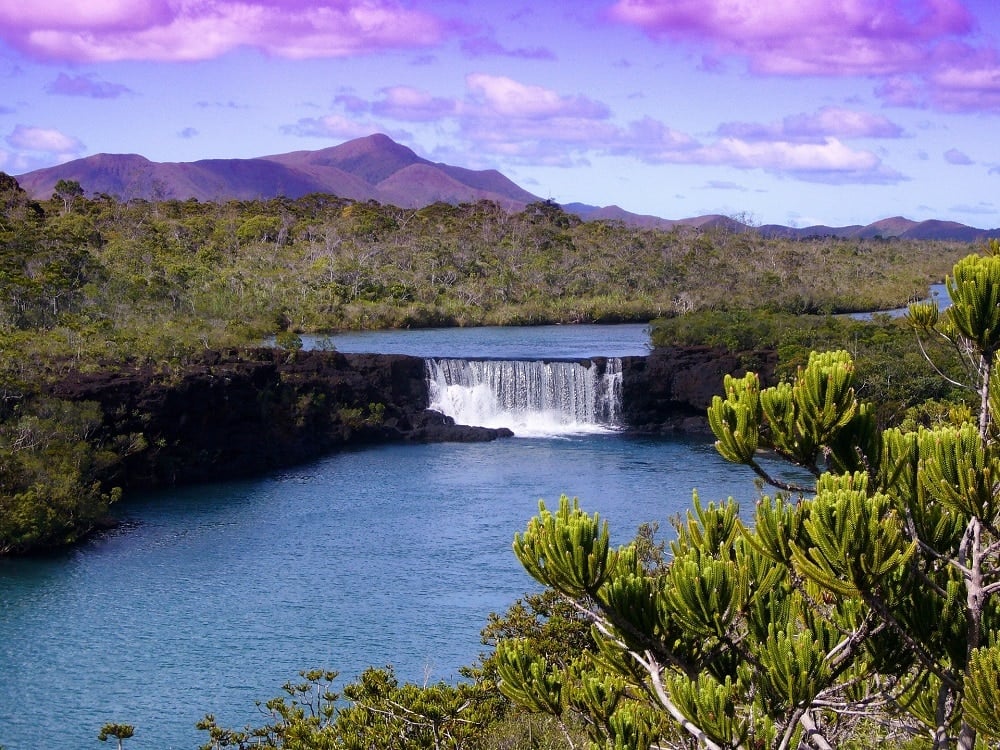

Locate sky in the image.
[1,0,1000,228]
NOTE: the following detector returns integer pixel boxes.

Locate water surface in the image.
[0,321,784,749]
[0,435,774,750]
[304,322,652,359]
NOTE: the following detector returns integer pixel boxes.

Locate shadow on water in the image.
[0,323,808,749]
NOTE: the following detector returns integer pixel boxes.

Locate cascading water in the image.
[425,358,623,437]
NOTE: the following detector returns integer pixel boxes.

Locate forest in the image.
[1,171,995,748]
[0,172,972,557]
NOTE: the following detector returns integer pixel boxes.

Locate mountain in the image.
[14,133,539,209]
[758,215,1000,242]
[12,133,1000,241]
[563,202,679,229]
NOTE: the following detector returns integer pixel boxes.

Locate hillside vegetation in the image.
[7,172,1000,749]
[0,174,970,363]
[0,172,977,554]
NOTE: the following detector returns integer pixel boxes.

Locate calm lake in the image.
[0,324,783,749]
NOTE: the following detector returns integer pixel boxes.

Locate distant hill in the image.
[562,202,679,229]
[14,133,539,210]
[13,133,1000,241]
[758,215,999,242]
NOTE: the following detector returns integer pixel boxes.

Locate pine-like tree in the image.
[497,248,1000,749]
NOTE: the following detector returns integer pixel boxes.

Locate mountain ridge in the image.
[13,133,1000,242]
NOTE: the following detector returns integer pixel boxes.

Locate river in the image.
[0,324,790,749]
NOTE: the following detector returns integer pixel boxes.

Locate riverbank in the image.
[48,344,771,489]
[0,343,774,555]
[49,348,513,491]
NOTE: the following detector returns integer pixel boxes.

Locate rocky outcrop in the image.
[50,348,510,489]
[621,345,776,433]
[44,344,767,491]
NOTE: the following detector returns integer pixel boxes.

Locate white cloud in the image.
[465,73,609,120]
[6,124,84,153]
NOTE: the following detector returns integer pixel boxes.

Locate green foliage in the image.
[655,309,967,427]
[964,647,1000,740]
[498,249,1000,749]
[0,172,973,551]
[0,398,122,553]
[791,472,915,598]
[513,496,617,599]
[0,176,972,364]
[97,722,134,750]
[495,640,564,716]
[708,372,761,465]
[274,330,303,351]
[198,667,501,750]
[945,254,1000,355]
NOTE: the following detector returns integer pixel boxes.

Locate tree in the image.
[53,179,83,215]
[197,667,500,750]
[97,722,134,750]
[496,249,1000,749]
[0,398,122,554]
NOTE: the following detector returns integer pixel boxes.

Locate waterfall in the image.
[426,358,623,437]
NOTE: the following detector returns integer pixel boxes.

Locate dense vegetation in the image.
[496,251,1000,749]
[2,171,996,748]
[0,172,972,555]
[0,173,969,366]
[650,310,969,428]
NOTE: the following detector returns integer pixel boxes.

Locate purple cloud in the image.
[465,73,610,120]
[371,86,456,121]
[784,107,904,139]
[45,72,133,98]
[460,36,555,60]
[925,45,1000,111]
[334,94,372,114]
[282,114,410,143]
[287,73,903,185]
[949,201,997,215]
[875,76,926,107]
[718,106,904,142]
[944,147,974,164]
[0,1,447,62]
[607,0,973,76]
[606,0,1000,113]
[654,136,904,184]
[196,100,246,109]
[5,125,84,159]
[702,180,749,191]
[178,127,198,139]
[697,54,726,73]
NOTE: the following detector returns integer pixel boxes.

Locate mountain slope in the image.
[12,133,1000,241]
[14,133,539,208]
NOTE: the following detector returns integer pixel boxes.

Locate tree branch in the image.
[634,649,728,750]
[798,710,835,750]
[747,457,814,494]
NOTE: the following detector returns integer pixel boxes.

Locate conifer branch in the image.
[746,457,815,494]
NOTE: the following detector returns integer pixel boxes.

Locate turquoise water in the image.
[0,434,779,749]
[303,322,653,358]
[0,324,777,749]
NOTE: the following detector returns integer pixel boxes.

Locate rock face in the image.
[621,346,776,433]
[51,348,511,489]
[46,344,767,491]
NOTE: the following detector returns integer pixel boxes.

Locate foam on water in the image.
[426,358,622,437]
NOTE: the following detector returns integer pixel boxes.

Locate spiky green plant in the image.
[499,248,1000,750]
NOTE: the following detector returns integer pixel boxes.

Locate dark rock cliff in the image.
[50,348,510,489]
[621,345,777,433]
[46,344,769,491]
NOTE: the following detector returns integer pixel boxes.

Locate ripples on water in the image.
[0,324,790,749]
[306,322,652,359]
[0,434,783,749]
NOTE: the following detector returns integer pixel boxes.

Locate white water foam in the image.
[425,358,623,437]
